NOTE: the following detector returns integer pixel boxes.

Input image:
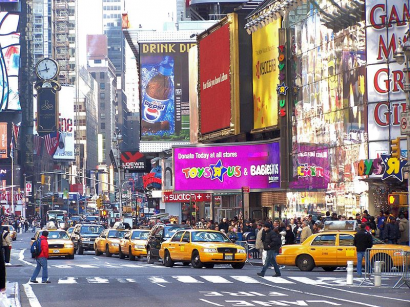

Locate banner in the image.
[173,142,280,191]
[139,42,195,141]
[252,19,281,129]
[0,123,7,158]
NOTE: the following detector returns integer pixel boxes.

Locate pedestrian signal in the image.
[388,193,407,206]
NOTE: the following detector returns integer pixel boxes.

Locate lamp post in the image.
[394,29,410,247]
[112,129,123,221]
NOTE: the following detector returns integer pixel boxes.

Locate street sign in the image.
[401,112,410,135]
[25,181,32,195]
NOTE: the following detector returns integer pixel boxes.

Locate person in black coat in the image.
[285,225,295,245]
[383,218,401,244]
[354,223,373,277]
[0,224,5,293]
[257,223,282,277]
[218,218,229,233]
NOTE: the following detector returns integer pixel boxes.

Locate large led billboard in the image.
[173,142,280,191]
[198,13,239,138]
[0,122,7,158]
[252,18,281,130]
[139,42,195,141]
[0,12,20,111]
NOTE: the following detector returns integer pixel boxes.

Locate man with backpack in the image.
[30,230,50,284]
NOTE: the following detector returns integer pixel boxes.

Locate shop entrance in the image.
[217,208,233,221]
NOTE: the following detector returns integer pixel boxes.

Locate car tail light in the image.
[279,247,282,254]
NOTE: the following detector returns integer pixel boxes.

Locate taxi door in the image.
[309,234,338,266]
[167,231,185,260]
[97,230,107,252]
[121,232,130,255]
[178,231,192,261]
[336,234,357,266]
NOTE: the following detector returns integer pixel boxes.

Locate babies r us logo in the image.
[182,159,241,182]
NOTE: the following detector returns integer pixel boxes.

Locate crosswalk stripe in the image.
[87,277,109,283]
[231,276,260,283]
[58,277,77,284]
[289,277,317,285]
[52,265,72,268]
[173,276,203,283]
[120,264,145,268]
[201,276,232,283]
[263,277,294,284]
[149,277,169,283]
[77,265,98,268]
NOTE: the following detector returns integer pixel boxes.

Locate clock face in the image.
[36,58,59,80]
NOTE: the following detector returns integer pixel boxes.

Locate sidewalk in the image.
[0,282,20,307]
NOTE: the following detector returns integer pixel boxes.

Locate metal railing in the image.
[361,248,409,288]
[235,241,258,265]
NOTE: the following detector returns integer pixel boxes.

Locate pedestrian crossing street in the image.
[28,275,373,287]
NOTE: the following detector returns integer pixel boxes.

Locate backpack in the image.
[31,238,42,257]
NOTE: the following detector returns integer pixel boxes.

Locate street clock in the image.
[35,58,59,80]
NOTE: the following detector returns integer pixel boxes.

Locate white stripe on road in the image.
[149,277,169,283]
[86,277,109,284]
[231,276,260,283]
[201,276,232,283]
[263,276,294,284]
[76,265,98,268]
[23,284,42,307]
[58,277,77,284]
[119,264,145,268]
[173,276,203,283]
[52,265,72,269]
[117,278,136,283]
[18,249,35,267]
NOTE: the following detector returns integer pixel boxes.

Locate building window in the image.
[100,102,105,109]
[101,123,105,130]
[100,92,105,99]
[94,59,102,64]
[101,113,106,119]
[100,83,105,89]
[100,72,105,79]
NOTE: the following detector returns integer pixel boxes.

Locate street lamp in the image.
[112,129,123,221]
[394,30,410,247]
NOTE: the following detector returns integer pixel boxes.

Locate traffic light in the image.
[391,137,401,159]
[41,174,45,185]
[96,196,102,208]
[101,210,107,217]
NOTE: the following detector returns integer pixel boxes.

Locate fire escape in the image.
[53,0,70,84]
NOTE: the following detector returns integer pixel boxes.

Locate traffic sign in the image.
[401,112,410,135]
[25,181,32,195]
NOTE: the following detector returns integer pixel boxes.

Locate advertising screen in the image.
[198,24,231,134]
[173,142,280,191]
[53,86,74,160]
[0,123,7,158]
[0,12,20,111]
[252,19,281,129]
[139,42,195,141]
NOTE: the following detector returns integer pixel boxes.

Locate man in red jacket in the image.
[30,230,50,283]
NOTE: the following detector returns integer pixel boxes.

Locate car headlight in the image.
[111,243,119,247]
[203,248,217,253]
[82,238,90,241]
[135,245,145,249]
[237,249,246,254]
[65,243,74,248]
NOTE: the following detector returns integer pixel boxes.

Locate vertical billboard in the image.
[198,13,240,138]
[252,19,281,130]
[139,42,195,141]
[173,142,280,192]
[0,12,20,111]
[53,86,74,160]
[0,123,7,158]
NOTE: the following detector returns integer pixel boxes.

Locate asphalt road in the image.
[3,232,410,307]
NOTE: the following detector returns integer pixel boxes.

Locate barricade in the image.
[361,248,407,288]
[396,251,410,289]
[235,241,256,265]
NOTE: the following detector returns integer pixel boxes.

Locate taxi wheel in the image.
[105,245,112,257]
[204,263,214,269]
[119,249,125,259]
[322,267,336,272]
[297,255,315,271]
[129,248,136,261]
[231,263,245,269]
[68,254,75,260]
[164,250,174,267]
[191,251,203,269]
[95,246,102,256]
[147,249,155,264]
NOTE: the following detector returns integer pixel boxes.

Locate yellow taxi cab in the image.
[119,229,150,260]
[276,221,410,271]
[94,229,127,257]
[2,225,17,241]
[31,230,74,259]
[159,229,247,269]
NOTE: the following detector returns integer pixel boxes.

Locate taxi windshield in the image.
[108,230,126,238]
[80,226,104,234]
[43,231,69,239]
[131,231,149,240]
[165,227,188,238]
[191,231,230,243]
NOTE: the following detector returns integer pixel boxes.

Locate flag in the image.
[10,134,14,159]
[44,131,59,156]
[12,122,20,146]
[33,135,43,155]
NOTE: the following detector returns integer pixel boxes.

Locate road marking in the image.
[149,277,169,283]
[52,265,72,269]
[231,276,260,283]
[58,277,77,284]
[87,277,109,284]
[173,276,203,283]
[76,264,98,268]
[120,264,144,268]
[263,277,294,284]
[289,277,317,285]
[199,299,224,306]
[23,284,42,307]
[18,249,35,267]
[201,276,232,283]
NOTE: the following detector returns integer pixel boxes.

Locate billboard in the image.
[252,19,281,130]
[53,86,74,160]
[173,142,280,191]
[120,151,150,173]
[198,13,239,137]
[139,42,195,141]
[0,123,7,158]
[0,12,20,111]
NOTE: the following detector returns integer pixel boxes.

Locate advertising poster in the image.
[53,86,74,160]
[252,18,281,129]
[139,42,195,141]
[173,142,280,191]
[0,12,20,111]
[198,23,231,134]
[0,122,7,158]
[289,144,330,190]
